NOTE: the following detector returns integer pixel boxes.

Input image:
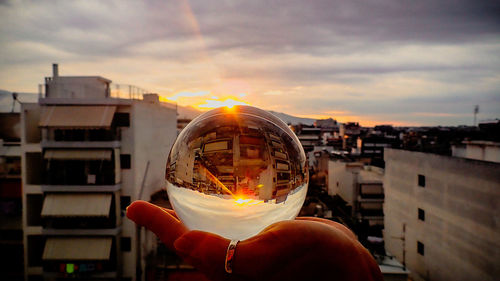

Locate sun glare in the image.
[234,196,264,206]
[196,97,249,110]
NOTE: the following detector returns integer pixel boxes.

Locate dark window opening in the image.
[54,129,119,142]
[27,235,45,266]
[418,208,425,221]
[120,154,131,169]
[45,159,115,185]
[28,275,43,281]
[418,174,425,187]
[120,237,131,252]
[113,113,130,127]
[417,241,424,256]
[27,194,43,226]
[120,196,131,217]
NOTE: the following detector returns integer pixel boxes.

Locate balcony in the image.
[42,148,120,188]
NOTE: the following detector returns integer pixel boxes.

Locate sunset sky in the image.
[0,0,499,126]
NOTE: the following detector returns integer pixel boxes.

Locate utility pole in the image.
[474,105,479,127]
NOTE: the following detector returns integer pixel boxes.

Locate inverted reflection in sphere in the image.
[165,105,308,240]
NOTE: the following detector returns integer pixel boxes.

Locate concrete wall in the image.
[47,77,108,99]
[383,148,500,281]
[121,100,176,280]
[327,160,361,206]
[452,143,500,163]
[20,103,43,280]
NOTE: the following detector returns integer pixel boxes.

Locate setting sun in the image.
[196,97,249,110]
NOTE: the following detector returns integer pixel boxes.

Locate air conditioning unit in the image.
[87,174,96,184]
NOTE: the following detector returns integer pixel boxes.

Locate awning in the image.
[44,149,112,161]
[41,193,112,217]
[43,237,112,261]
[39,106,116,128]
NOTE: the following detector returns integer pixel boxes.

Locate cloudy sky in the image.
[0,0,499,126]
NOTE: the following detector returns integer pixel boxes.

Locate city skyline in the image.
[0,0,499,126]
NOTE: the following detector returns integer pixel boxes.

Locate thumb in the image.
[174,230,232,280]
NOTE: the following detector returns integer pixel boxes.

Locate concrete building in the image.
[328,161,384,227]
[452,140,500,163]
[21,64,177,281]
[383,148,500,281]
[0,113,23,280]
[297,127,322,152]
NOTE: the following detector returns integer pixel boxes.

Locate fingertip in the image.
[125,200,150,222]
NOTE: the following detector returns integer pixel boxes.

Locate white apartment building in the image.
[328,161,384,226]
[21,64,177,281]
[384,148,500,281]
[452,140,500,163]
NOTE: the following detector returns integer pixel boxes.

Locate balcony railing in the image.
[109,83,148,100]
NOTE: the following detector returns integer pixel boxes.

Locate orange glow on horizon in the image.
[195,96,249,110]
[234,196,263,206]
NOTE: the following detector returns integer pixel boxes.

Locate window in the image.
[120,196,131,210]
[114,113,130,127]
[120,237,131,252]
[27,194,43,226]
[417,241,424,256]
[120,154,131,169]
[418,208,425,221]
[120,196,131,217]
[28,235,44,266]
[418,174,425,187]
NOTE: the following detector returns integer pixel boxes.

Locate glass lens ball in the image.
[165,105,308,240]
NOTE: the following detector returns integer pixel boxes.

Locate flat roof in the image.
[358,169,383,183]
[51,75,112,83]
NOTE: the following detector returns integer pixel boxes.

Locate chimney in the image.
[52,63,59,77]
[143,93,159,104]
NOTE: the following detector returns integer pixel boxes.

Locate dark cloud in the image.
[0,0,499,125]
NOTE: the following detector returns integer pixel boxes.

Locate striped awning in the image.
[41,193,112,217]
[43,237,112,260]
[43,149,112,161]
[39,106,116,128]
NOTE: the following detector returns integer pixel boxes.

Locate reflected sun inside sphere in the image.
[165,105,308,240]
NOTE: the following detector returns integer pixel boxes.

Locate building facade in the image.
[0,113,23,280]
[328,161,384,227]
[21,65,177,281]
[452,140,500,163]
[384,148,500,281]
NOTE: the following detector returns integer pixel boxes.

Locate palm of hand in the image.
[127,201,382,281]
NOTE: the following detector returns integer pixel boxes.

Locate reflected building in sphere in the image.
[166,106,308,240]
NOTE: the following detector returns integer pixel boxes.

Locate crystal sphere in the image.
[165,105,308,240]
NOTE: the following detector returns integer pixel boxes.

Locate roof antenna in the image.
[11,92,19,113]
[473,105,479,127]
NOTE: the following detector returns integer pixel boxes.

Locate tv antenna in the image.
[11,92,20,113]
[474,105,479,126]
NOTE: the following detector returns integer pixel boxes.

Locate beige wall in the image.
[121,100,177,280]
[383,148,500,281]
[452,143,500,163]
[47,77,108,99]
[327,160,361,206]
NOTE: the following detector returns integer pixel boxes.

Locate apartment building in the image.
[384,148,500,281]
[0,113,23,280]
[21,64,177,281]
[327,161,384,227]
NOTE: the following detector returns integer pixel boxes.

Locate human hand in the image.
[127,200,383,281]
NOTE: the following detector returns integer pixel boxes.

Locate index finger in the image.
[127,200,188,250]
